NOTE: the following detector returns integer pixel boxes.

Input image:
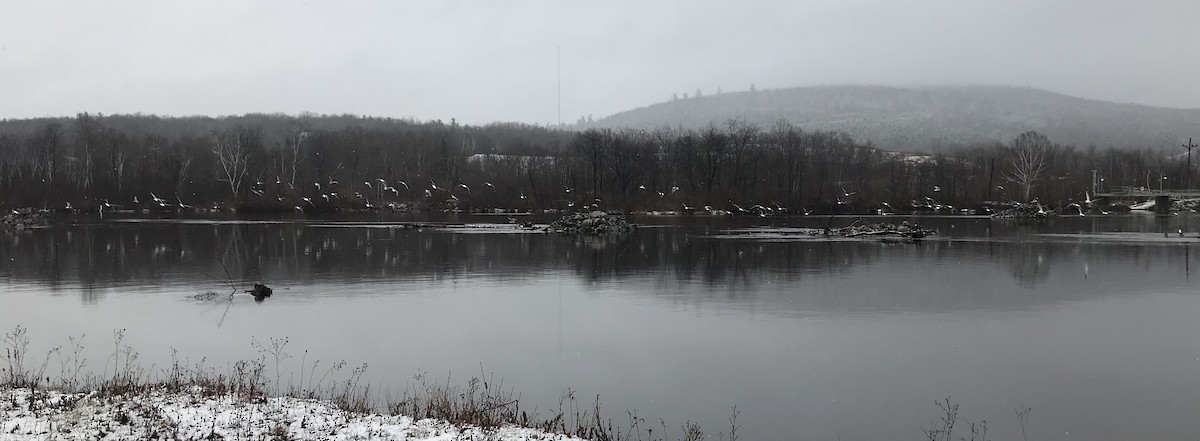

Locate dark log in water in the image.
[246,283,273,302]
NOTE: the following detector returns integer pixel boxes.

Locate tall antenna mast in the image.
[557,46,561,127]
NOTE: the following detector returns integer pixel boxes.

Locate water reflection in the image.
[1008,243,1052,287]
[4,215,1200,441]
[1,216,1195,314]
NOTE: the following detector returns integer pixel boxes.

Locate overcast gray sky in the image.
[2,0,1198,124]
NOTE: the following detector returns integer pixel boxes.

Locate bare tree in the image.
[1004,131,1052,202]
[34,123,63,190]
[574,128,610,200]
[105,128,131,193]
[0,135,19,192]
[699,124,728,203]
[668,129,701,194]
[726,118,760,190]
[771,120,805,206]
[174,156,193,199]
[440,133,474,186]
[73,112,100,193]
[287,129,309,188]
[213,129,250,200]
[607,130,644,199]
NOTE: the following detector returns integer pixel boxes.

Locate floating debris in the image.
[709,220,934,242]
[544,211,635,235]
[1,208,48,233]
[191,290,222,302]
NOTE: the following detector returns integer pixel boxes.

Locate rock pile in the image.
[991,203,1056,220]
[1,209,48,233]
[545,211,635,235]
[833,221,934,239]
[1175,199,1200,212]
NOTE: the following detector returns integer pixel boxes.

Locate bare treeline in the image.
[0,113,1187,213]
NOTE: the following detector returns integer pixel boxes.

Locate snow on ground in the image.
[0,388,582,441]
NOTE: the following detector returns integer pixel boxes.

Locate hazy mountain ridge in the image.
[592,85,1200,152]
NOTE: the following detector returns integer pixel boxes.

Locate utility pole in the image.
[986,157,995,200]
[1184,138,1197,189]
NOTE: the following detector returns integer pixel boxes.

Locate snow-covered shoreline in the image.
[0,387,585,440]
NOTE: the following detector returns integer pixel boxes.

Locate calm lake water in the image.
[3,213,1200,440]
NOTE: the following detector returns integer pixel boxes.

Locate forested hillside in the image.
[0,112,1185,214]
[592,85,1200,152]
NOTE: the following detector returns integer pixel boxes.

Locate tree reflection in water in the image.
[0,217,1195,314]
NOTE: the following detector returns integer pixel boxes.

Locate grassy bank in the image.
[2,326,733,441]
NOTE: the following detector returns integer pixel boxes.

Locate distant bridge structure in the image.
[1096,187,1200,200]
[1095,187,1200,213]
